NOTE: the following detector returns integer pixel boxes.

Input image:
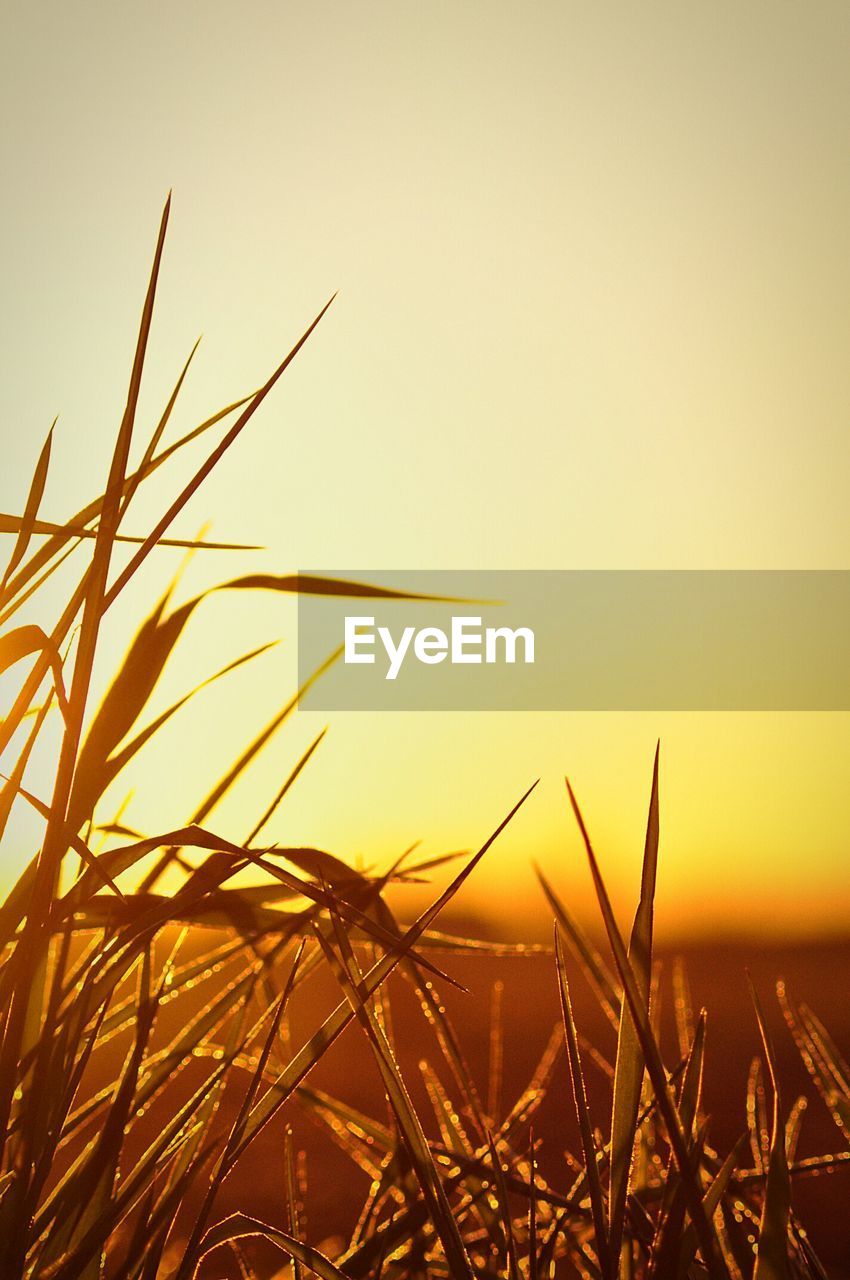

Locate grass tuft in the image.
[0,203,846,1279]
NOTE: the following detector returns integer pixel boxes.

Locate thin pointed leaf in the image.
[0,420,54,593]
[555,927,611,1277]
[565,778,726,1280]
[609,742,660,1273]
[535,864,619,1027]
[749,977,792,1280]
[103,296,338,610]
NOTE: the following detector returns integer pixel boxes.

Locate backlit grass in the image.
[0,199,847,1279]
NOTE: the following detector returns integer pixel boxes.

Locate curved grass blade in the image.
[0,624,69,719]
[0,420,54,596]
[220,572,471,602]
[195,1213,348,1280]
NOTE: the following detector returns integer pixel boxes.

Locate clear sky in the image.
[1,2,849,935]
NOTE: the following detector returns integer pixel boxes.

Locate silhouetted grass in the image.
[0,199,847,1279]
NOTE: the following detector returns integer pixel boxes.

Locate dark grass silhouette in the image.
[0,200,847,1278]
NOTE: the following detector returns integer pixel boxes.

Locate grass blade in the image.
[749,977,792,1280]
[608,743,660,1273]
[103,295,337,610]
[195,1213,349,1280]
[564,778,727,1280]
[315,914,475,1280]
[229,784,536,1163]
[535,864,619,1027]
[555,926,611,1277]
[0,420,54,596]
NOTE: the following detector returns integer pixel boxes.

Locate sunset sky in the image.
[1,2,849,935]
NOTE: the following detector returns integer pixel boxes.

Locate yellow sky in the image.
[1,2,849,936]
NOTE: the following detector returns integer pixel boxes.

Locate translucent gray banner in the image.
[296,571,850,711]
